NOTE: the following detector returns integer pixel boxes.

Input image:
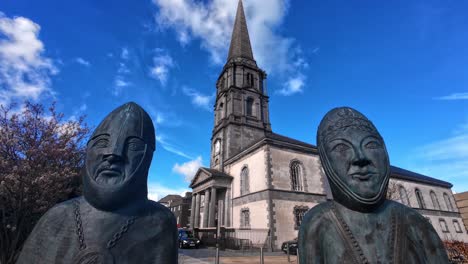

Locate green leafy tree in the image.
[0,102,89,264]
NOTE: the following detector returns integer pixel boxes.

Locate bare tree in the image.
[0,102,89,264]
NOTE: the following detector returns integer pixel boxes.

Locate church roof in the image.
[266,132,317,149]
[189,167,233,188]
[227,0,255,62]
[390,166,452,188]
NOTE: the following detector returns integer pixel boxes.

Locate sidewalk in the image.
[178,248,298,264]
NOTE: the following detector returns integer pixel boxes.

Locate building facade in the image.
[189,0,468,250]
[454,191,468,234]
[159,193,193,228]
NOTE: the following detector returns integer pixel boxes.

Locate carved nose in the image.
[352,148,371,167]
[103,141,125,161]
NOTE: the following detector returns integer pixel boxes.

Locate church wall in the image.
[269,147,326,194]
[389,178,468,242]
[232,200,269,229]
[225,146,268,198]
[273,200,319,247]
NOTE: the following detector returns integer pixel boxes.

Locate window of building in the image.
[399,185,410,206]
[439,219,449,233]
[246,73,254,87]
[293,206,309,230]
[241,208,250,228]
[443,193,454,212]
[246,97,254,116]
[454,220,463,233]
[240,166,249,195]
[290,161,303,191]
[415,189,426,209]
[430,191,440,210]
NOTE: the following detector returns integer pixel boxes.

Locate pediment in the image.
[190,168,211,188]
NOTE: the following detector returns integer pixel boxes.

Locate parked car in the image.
[178,229,201,249]
[281,238,298,255]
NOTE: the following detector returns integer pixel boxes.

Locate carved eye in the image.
[365,141,381,149]
[92,138,108,148]
[127,139,145,151]
[332,143,350,153]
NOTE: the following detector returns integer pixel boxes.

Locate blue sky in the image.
[1,0,467,199]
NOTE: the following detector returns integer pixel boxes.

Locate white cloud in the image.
[147,182,191,202]
[0,13,58,106]
[75,57,90,67]
[113,77,132,96]
[153,0,308,92]
[149,49,175,86]
[121,47,129,60]
[156,134,193,159]
[435,92,468,100]
[278,74,305,96]
[173,156,203,182]
[117,62,130,74]
[182,87,214,111]
[410,121,468,191]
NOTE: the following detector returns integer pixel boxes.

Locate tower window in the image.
[246,97,254,116]
[246,73,254,87]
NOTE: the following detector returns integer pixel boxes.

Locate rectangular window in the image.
[440,219,449,233]
[454,220,463,233]
[294,206,309,230]
[241,209,250,228]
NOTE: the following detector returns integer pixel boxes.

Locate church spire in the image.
[227,0,254,62]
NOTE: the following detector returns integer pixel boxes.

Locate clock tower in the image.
[210,0,272,171]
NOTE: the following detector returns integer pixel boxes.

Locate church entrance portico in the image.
[190,168,233,229]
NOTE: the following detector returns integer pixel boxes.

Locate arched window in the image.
[246,97,254,116]
[443,193,454,212]
[439,219,449,233]
[240,166,249,195]
[398,185,410,206]
[290,161,303,191]
[430,191,440,210]
[415,189,426,209]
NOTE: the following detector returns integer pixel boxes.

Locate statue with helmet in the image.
[298,107,449,264]
[17,102,178,264]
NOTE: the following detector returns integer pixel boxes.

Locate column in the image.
[224,188,231,227]
[203,189,210,228]
[190,193,197,229]
[194,193,201,228]
[208,187,217,227]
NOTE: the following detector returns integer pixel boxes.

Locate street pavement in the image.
[178,248,298,264]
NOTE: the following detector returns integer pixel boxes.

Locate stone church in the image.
[189,0,468,250]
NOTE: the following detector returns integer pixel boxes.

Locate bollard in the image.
[215,247,220,264]
[260,247,264,264]
[287,242,290,262]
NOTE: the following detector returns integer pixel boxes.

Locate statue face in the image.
[86,134,146,186]
[83,102,155,211]
[324,128,388,199]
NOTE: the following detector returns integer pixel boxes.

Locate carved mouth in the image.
[350,172,376,181]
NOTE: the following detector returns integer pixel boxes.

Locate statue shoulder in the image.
[144,200,177,226]
[301,201,334,232]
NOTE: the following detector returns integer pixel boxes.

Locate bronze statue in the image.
[17,102,177,264]
[298,107,449,264]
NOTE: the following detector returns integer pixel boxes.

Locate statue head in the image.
[83,102,155,211]
[317,107,390,212]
